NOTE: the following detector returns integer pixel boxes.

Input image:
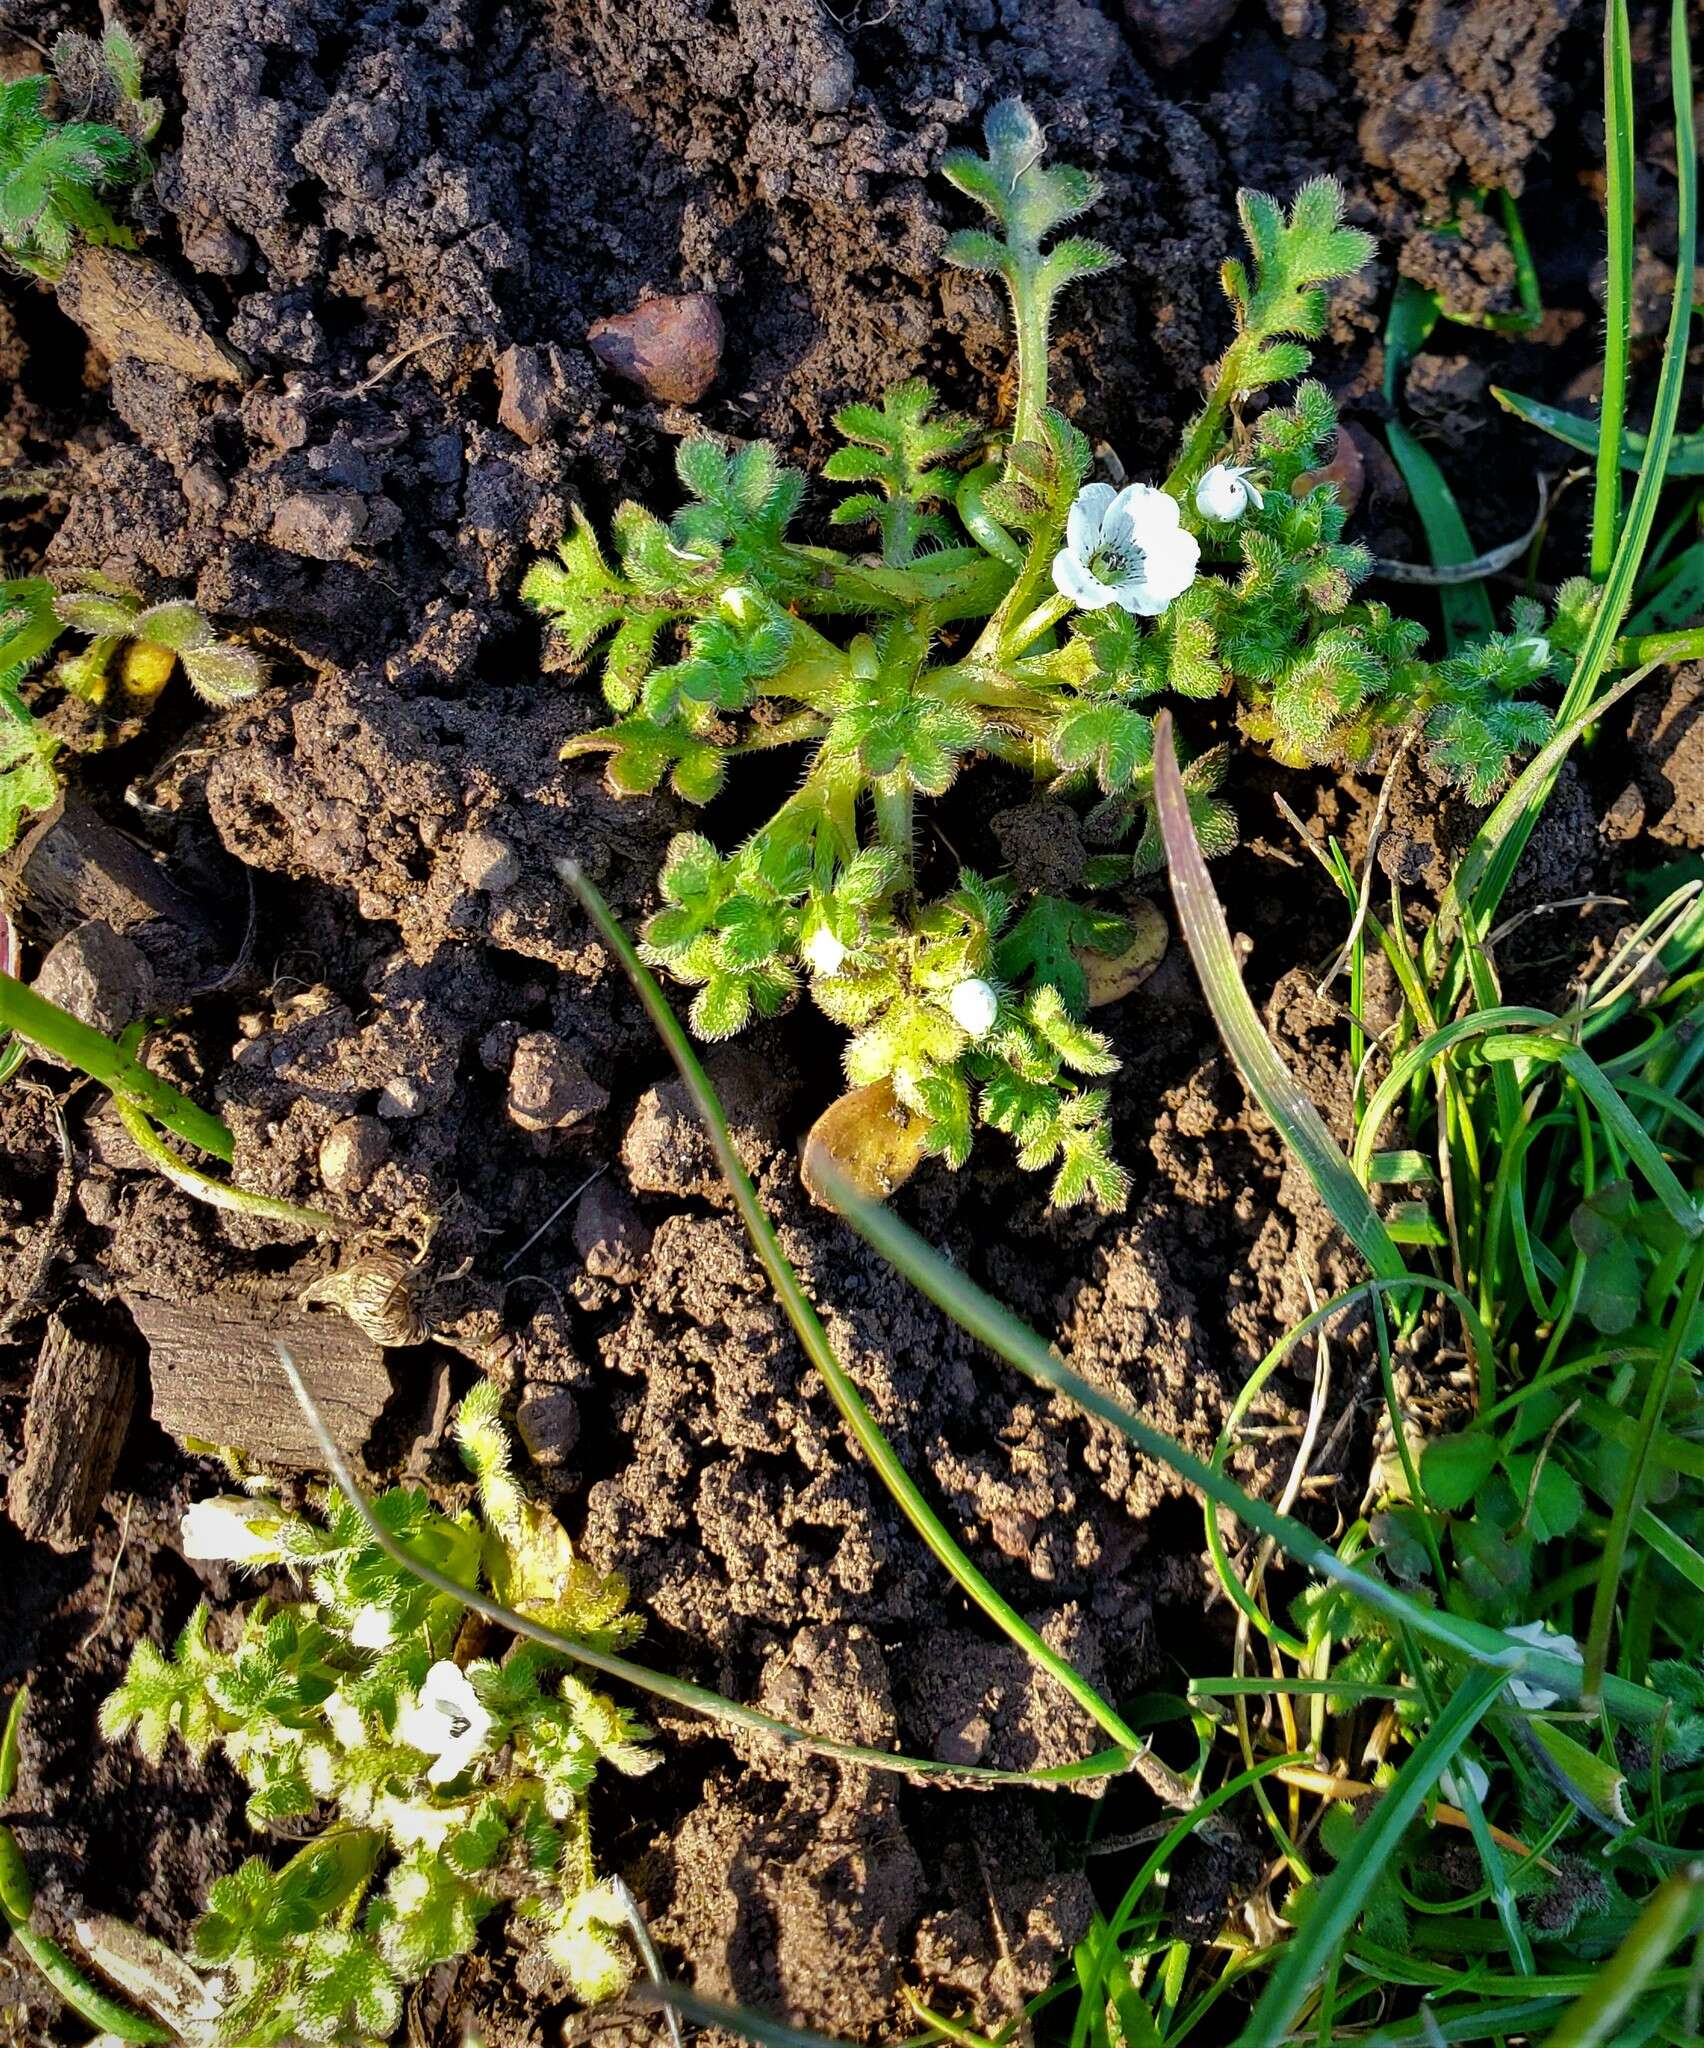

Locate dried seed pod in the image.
[300,1249,426,1347]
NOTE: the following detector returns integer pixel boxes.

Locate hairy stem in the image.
[873,773,915,876]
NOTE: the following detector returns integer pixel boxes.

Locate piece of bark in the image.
[56,246,250,386]
[2,792,221,1002]
[125,1293,392,1468]
[7,1313,135,1553]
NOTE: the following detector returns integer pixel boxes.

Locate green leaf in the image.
[1420,1432,1498,1513]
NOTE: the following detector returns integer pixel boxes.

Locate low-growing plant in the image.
[101,1384,654,2044]
[528,100,1559,1206]
[0,575,263,852]
[0,25,158,279]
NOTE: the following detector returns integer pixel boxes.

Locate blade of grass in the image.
[1153,712,1407,1285]
[555,860,1190,1799]
[1543,1863,1704,2048]
[1595,0,1637,576]
[277,1346,1135,1790]
[810,1158,1662,1722]
[1579,1235,1704,1701]
[1238,1666,1509,2047]
[1490,392,1704,476]
[0,972,233,1161]
[1461,0,1697,942]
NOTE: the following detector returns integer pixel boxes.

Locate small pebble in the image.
[271,489,369,561]
[1120,0,1239,65]
[507,1034,609,1133]
[572,1177,652,1285]
[318,1115,390,1195]
[377,1076,428,1120]
[33,922,153,1041]
[515,1386,580,1466]
[459,831,520,893]
[587,292,723,405]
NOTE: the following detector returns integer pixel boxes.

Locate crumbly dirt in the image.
[0,0,1694,2040]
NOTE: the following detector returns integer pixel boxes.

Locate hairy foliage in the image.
[0,28,155,279]
[102,1389,653,2044]
[0,576,263,854]
[526,100,1562,1206]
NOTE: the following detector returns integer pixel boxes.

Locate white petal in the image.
[1440,1759,1489,1808]
[1122,483,1183,543]
[181,1497,280,1565]
[1052,548,1116,610]
[1143,527,1201,604]
[1066,482,1116,559]
[949,978,1000,1036]
[1243,475,1265,508]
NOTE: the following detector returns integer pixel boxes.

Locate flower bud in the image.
[1194,463,1260,523]
[949,977,999,1036]
[180,1495,283,1565]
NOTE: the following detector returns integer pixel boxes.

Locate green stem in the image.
[114,1101,342,1235]
[1004,265,1052,456]
[955,462,1026,569]
[1005,591,1073,657]
[1580,1232,1704,1703]
[1162,343,1247,498]
[873,774,914,875]
[0,972,233,1162]
[1616,626,1704,669]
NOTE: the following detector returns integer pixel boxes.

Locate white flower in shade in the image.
[180,1496,281,1566]
[394,1661,492,1785]
[1051,482,1200,617]
[1504,1620,1583,1710]
[802,925,847,977]
[949,977,1000,1037]
[348,1604,394,1651]
[1194,462,1265,523]
[1439,1758,1489,1809]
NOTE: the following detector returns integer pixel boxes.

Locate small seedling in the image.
[0,27,157,280]
[102,1385,655,2044]
[0,576,263,853]
[528,101,1559,1205]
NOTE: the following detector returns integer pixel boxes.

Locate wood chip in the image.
[125,1292,392,1468]
[56,246,251,386]
[6,1313,135,1553]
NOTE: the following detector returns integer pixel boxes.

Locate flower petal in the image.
[1066,482,1116,559]
[1124,483,1184,546]
[1052,547,1115,609]
[1141,527,1201,607]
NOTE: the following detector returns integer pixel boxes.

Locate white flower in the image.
[323,1692,367,1749]
[949,978,1000,1037]
[394,1661,492,1785]
[1195,462,1265,523]
[1439,1758,1489,1809]
[802,925,847,976]
[1505,1620,1583,1710]
[349,1604,394,1650]
[1516,633,1551,673]
[1052,482,1200,617]
[180,1496,281,1566]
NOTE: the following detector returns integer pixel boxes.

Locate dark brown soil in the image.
[0,0,1698,2039]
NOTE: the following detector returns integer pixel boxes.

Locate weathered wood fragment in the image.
[6,1312,135,1552]
[124,1293,392,1468]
